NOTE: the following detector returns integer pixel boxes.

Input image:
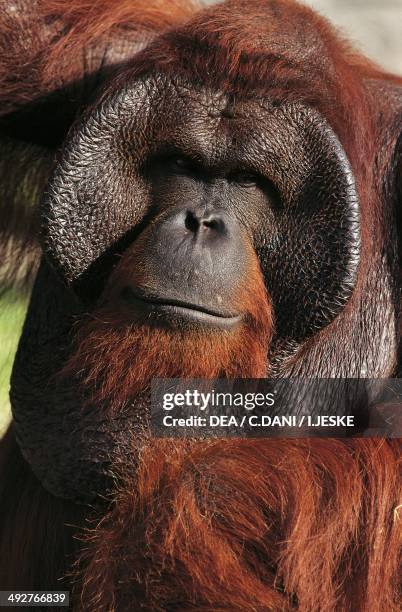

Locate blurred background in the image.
[0,0,401,434]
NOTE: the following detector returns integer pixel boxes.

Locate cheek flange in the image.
[14,87,361,504]
[41,78,360,343]
[40,79,156,290]
[253,104,361,341]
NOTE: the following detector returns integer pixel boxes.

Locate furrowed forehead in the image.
[97,74,318,191]
[98,75,238,164]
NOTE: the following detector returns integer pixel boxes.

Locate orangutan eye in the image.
[168,156,192,173]
[232,171,259,187]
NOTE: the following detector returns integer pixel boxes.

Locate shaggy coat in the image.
[0,1,401,611]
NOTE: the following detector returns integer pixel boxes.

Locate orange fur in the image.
[0,1,401,610]
[0,0,200,115]
[40,0,201,86]
[73,438,402,611]
[63,240,273,409]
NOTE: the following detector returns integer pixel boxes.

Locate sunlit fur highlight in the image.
[73,438,402,612]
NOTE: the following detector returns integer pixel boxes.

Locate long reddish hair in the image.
[0,2,401,611]
[73,437,401,611]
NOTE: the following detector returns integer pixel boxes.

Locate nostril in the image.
[185,210,200,233]
[184,210,227,236]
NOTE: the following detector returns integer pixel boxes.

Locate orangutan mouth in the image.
[121,287,243,330]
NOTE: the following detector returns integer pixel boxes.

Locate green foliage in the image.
[0,290,28,434]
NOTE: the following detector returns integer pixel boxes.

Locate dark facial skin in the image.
[116,203,248,331]
[10,74,397,501]
[42,75,360,340]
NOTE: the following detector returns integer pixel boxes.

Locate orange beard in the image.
[63,247,273,410]
[57,242,401,612]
